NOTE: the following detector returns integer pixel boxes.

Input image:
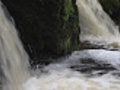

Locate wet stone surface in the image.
[70,58,116,76]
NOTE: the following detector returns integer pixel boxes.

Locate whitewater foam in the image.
[23,50,120,90]
[76,0,120,45]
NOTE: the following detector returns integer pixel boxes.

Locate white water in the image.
[76,0,120,45]
[0,1,30,90]
[24,50,120,90]
[1,0,120,90]
[23,0,120,90]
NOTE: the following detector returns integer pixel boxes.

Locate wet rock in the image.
[99,0,120,25]
[2,0,80,64]
[70,58,116,76]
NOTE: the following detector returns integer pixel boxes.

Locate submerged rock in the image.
[2,0,80,63]
[70,58,116,76]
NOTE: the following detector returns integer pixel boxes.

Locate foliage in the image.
[63,0,75,21]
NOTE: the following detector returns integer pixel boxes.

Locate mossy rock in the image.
[2,0,80,63]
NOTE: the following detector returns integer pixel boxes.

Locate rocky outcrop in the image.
[2,0,80,64]
[99,0,120,25]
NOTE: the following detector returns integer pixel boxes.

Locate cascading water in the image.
[76,0,120,45]
[0,1,30,90]
[23,0,120,90]
[1,0,120,90]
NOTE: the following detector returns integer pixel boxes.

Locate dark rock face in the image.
[2,0,80,63]
[99,0,120,25]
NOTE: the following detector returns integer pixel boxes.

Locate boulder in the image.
[2,0,80,64]
[99,0,120,24]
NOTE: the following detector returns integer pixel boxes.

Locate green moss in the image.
[63,0,75,21]
[59,36,71,54]
[64,37,71,49]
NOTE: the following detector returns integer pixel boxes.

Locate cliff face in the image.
[2,0,80,63]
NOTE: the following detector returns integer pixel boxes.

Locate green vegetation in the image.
[63,0,75,21]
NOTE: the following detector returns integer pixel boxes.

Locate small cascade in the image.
[76,0,120,46]
[0,1,30,90]
[0,0,120,90]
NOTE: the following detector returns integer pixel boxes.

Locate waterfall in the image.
[1,0,120,90]
[0,1,30,90]
[76,0,120,45]
[23,0,120,89]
